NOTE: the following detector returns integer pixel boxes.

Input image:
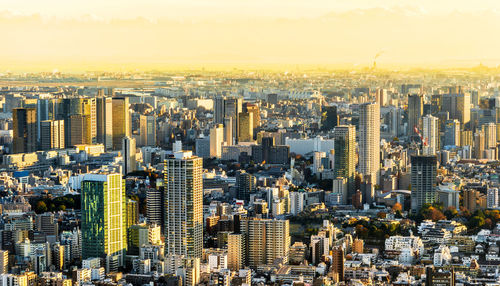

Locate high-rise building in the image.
[441,93,471,125]
[146,187,164,228]
[353,239,364,254]
[112,97,131,150]
[238,112,253,142]
[122,136,136,175]
[227,233,244,271]
[410,155,438,214]
[320,105,338,131]
[214,97,225,124]
[422,115,439,155]
[443,120,460,147]
[331,247,345,282]
[68,114,91,146]
[36,99,59,143]
[223,117,233,146]
[407,94,423,137]
[359,102,380,184]
[96,97,113,150]
[482,122,497,149]
[236,171,256,201]
[474,130,485,159]
[139,115,156,147]
[82,98,97,144]
[126,198,139,230]
[240,218,290,267]
[81,173,126,269]
[332,125,356,199]
[164,151,203,259]
[12,107,37,153]
[40,120,65,150]
[244,102,261,129]
[210,124,224,158]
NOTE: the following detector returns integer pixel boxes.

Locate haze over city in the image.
[2,0,500,71]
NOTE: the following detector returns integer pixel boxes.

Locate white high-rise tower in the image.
[422,115,439,155]
[359,102,380,184]
[164,151,203,259]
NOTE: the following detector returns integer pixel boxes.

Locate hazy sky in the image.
[2,0,500,71]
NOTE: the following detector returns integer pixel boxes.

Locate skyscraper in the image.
[238,112,253,142]
[68,114,91,146]
[223,117,233,146]
[331,247,345,282]
[164,151,203,259]
[443,120,460,147]
[320,105,339,131]
[408,94,423,137]
[227,233,245,271]
[146,187,164,228]
[139,115,156,147]
[244,102,261,129]
[474,130,485,159]
[81,173,126,269]
[482,122,497,149]
[122,136,136,175]
[441,93,471,125]
[236,171,256,201]
[210,124,224,158]
[332,125,356,199]
[96,97,113,150]
[422,115,439,155]
[40,119,65,150]
[410,155,437,214]
[359,102,381,184]
[12,107,37,154]
[112,97,131,150]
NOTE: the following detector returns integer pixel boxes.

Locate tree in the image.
[444,206,458,219]
[377,212,387,219]
[35,201,48,213]
[392,203,403,213]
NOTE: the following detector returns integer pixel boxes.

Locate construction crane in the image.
[413,126,428,151]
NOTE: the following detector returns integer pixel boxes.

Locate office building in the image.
[139,115,156,147]
[81,173,126,269]
[12,108,37,153]
[244,102,261,129]
[238,112,253,142]
[112,97,131,150]
[164,151,203,259]
[443,120,460,147]
[236,171,256,201]
[482,122,497,149]
[223,117,233,146]
[40,119,65,150]
[320,105,338,131]
[68,114,91,146]
[210,124,224,158]
[359,102,380,184]
[410,155,438,214]
[146,188,163,228]
[122,136,137,175]
[332,125,356,198]
[96,97,113,150]
[422,115,439,155]
[408,94,423,137]
[441,93,471,125]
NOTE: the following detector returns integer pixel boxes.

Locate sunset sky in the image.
[2,0,500,71]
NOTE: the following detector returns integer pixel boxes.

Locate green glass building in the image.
[332,125,356,201]
[81,173,126,270]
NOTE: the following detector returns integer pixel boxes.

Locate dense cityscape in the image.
[0,68,495,285]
